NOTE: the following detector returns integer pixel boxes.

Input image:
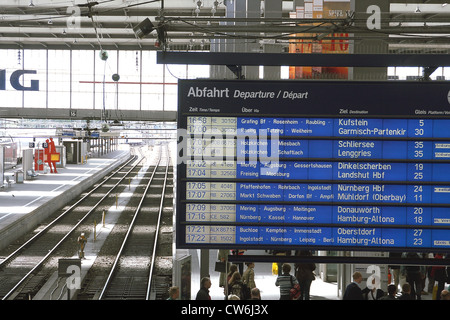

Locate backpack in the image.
[241,283,251,300]
[405,253,420,274]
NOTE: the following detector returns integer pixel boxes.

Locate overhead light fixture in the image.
[133,17,168,49]
[211,0,219,15]
[196,0,202,14]
[443,3,448,7]
[133,18,155,39]
[29,0,35,7]
[415,6,421,13]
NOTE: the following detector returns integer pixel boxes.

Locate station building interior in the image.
[0,0,450,301]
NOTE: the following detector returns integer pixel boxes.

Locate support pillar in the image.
[211,0,263,80]
[245,0,261,79]
[263,0,282,79]
[200,249,210,283]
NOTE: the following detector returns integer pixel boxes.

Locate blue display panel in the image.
[177,80,450,251]
[237,118,450,138]
[236,139,450,160]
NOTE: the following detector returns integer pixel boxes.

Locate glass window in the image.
[141,51,165,111]
[48,50,70,109]
[163,63,209,111]
[94,49,117,114]
[72,50,94,109]
[163,64,183,111]
[117,50,141,110]
[394,66,421,80]
[433,67,446,80]
[0,48,211,114]
[23,49,47,109]
[0,49,24,109]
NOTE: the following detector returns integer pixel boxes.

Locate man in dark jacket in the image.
[401,252,425,300]
[380,284,397,300]
[398,283,413,300]
[196,277,212,300]
[343,272,364,300]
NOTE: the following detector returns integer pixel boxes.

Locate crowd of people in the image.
[344,252,450,301]
[166,250,449,300]
[193,264,262,301]
[344,271,450,301]
[191,249,317,300]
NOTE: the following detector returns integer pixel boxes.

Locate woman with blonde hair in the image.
[242,262,256,289]
[228,271,245,299]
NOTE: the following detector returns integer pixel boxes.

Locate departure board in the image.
[176,80,450,251]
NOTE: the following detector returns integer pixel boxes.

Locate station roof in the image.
[0,0,448,53]
[0,1,449,123]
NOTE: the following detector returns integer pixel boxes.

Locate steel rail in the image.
[0,155,136,269]
[98,148,162,300]
[146,146,169,300]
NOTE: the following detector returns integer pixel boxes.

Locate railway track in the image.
[79,146,173,300]
[0,145,174,300]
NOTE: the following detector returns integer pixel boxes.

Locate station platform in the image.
[0,146,131,252]
[189,249,340,300]
[189,249,438,301]
[0,143,443,301]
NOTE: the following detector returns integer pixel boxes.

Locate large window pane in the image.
[0,48,211,115]
[94,50,117,113]
[117,50,140,110]
[23,49,47,109]
[72,50,94,109]
[163,64,181,111]
[392,67,421,80]
[141,51,165,111]
[163,64,209,111]
[0,49,23,109]
[48,50,70,109]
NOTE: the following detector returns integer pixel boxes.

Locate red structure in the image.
[34,138,59,173]
[46,138,58,173]
[34,149,45,171]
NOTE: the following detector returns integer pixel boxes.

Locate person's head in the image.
[168,286,179,299]
[251,287,261,299]
[201,277,211,289]
[352,272,363,283]
[402,283,411,294]
[246,262,254,268]
[441,290,450,300]
[282,263,291,274]
[229,264,238,275]
[387,284,397,296]
[228,294,240,300]
[229,271,242,284]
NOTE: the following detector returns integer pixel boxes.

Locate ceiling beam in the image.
[0,107,177,122]
[0,2,450,53]
[157,51,450,67]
